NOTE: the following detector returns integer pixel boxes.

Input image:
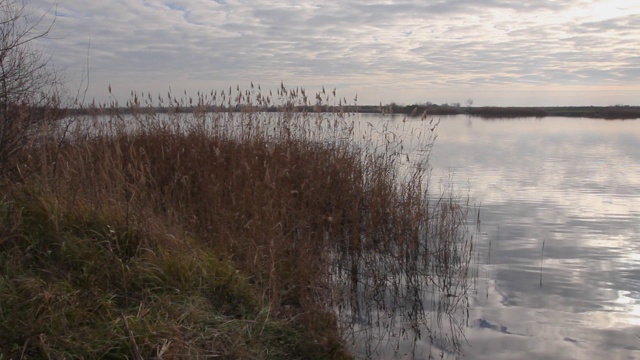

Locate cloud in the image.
[28,0,640,105]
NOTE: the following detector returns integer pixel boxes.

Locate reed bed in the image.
[0,85,474,359]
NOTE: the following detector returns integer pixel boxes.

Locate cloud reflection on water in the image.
[376,114,640,359]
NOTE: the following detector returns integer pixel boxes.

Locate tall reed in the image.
[0,84,475,359]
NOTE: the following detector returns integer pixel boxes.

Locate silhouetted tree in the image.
[0,0,58,174]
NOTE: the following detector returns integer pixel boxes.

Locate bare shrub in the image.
[0,0,59,175]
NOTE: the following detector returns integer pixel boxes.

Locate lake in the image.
[410,115,640,359]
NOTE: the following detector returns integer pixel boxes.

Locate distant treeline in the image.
[62,104,640,120]
[369,104,640,120]
[547,106,640,120]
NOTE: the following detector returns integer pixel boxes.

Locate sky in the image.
[30,0,640,106]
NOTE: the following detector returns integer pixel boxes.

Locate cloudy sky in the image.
[32,0,640,106]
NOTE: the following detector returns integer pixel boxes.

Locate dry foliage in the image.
[1,84,475,359]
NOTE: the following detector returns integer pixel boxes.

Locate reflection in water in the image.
[418,115,640,359]
[331,209,477,359]
[327,114,479,359]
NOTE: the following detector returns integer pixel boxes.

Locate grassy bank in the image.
[0,87,473,359]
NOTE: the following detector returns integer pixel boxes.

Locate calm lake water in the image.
[405,115,640,359]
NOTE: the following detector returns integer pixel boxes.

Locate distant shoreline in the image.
[63,105,640,120]
[358,104,640,120]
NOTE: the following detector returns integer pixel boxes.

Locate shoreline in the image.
[62,105,640,120]
[361,104,640,119]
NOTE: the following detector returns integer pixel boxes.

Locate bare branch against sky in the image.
[32,0,640,106]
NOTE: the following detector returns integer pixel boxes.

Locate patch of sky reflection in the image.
[359,114,640,359]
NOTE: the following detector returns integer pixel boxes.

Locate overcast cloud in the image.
[32,0,640,106]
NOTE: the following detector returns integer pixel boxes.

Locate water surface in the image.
[420,115,640,359]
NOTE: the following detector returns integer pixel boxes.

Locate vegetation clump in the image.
[467,106,547,118]
[0,82,474,359]
[583,106,640,120]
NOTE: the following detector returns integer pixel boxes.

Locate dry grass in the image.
[0,85,474,359]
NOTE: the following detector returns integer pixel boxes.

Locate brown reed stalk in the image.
[0,85,474,359]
